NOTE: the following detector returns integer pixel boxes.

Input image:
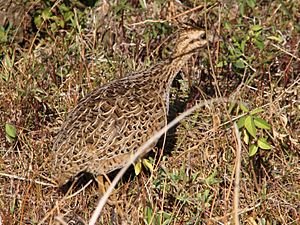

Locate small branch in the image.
[270,43,300,61]
[128,3,218,26]
[0,172,57,187]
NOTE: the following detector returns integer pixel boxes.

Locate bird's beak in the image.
[206,32,221,43]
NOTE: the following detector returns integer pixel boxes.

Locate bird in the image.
[51,28,216,189]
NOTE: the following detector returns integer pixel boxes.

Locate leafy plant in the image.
[238,0,257,17]
[217,24,265,70]
[0,23,12,43]
[0,49,15,81]
[237,103,272,156]
[144,206,171,225]
[33,2,84,34]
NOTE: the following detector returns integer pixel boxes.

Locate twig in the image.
[38,179,91,224]
[210,202,262,223]
[270,43,300,61]
[0,172,56,187]
[128,3,218,26]
[54,215,69,225]
[65,179,93,199]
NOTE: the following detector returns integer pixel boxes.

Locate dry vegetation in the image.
[0,0,299,224]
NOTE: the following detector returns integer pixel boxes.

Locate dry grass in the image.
[0,0,299,224]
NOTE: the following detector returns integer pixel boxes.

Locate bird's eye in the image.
[201,33,206,39]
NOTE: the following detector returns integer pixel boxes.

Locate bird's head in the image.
[172,29,217,60]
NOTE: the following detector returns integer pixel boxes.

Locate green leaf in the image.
[5,123,17,138]
[50,23,58,32]
[240,103,249,112]
[235,59,245,69]
[245,115,257,138]
[224,21,232,31]
[1,73,9,81]
[216,61,228,67]
[162,212,172,225]
[55,19,65,28]
[142,158,153,171]
[267,35,283,43]
[59,3,70,12]
[63,11,74,22]
[255,39,264,50]
[145,206,152,224]
[228,46,235,55]
[237,116,246,129]
[205,171,221,185]
[34,15,42,27]
[4,54,13,68]
[257,137,272,149]
[139,0,147,9]
[42,8,52,20]
[233,46,243,57]
[0,26,7,43]
[251,25,263,32]
[240,39,247,53]
[243,129,249,144]
[254,117,271,130]
[250,108,264,115]
[249,144,258,156]
[134,160,142,175]
[239,2,245,15]
[246,0,256,8]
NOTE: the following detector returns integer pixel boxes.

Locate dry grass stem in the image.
[233,122,242,225]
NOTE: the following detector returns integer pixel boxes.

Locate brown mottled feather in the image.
[51,29,214,186]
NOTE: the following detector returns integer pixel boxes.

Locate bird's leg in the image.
[97,175,106,195]
[96,175,124,220]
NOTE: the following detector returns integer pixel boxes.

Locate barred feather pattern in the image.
[51,29,212,186]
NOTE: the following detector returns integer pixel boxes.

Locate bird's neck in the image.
[159,53,192,92]
[131,51,194,96]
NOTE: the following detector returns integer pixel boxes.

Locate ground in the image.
[0,0,299,224]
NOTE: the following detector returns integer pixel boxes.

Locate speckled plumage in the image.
[51,29,214,187]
